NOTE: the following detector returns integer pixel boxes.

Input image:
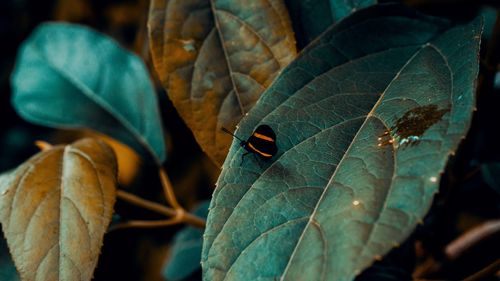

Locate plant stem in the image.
[445,220,500,260]
[159,167,182,210]
[463,258,500,281]
[108,218,183,232]
[116,190,206,228]
[34,140,53,151]
[178,208,206,228]
[117,189,177,217]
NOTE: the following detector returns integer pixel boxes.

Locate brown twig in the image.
[463,258,500,281]
[34,140,53,151]
[445,219,500,260]
[108,217,183,232]
[117,189,177,217]
[116,190,206,228]
[159,167,182,210]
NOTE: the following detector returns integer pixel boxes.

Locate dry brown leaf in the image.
[148,0,297,165]
[0,138,117,281]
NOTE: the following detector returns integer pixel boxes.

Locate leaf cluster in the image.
[0,0,499,281]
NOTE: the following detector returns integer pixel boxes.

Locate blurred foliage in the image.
[163,202,209,281]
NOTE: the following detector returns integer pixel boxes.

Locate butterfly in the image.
[222,125,278,165]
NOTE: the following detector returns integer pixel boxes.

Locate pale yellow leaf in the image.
[0,138,117,281]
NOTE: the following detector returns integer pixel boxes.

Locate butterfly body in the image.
[242,125,277,159]
[222,125,278,164]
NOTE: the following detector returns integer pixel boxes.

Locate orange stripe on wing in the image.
[247,142,273,158]
[253,132,274,142]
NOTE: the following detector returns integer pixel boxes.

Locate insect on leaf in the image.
[11,23,166,164]
[0,138,117,281]
[202,5,482,281]
[148,0,297,166]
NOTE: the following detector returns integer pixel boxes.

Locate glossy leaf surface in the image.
[0,138,117,281]
[202,5,481,280]
[11,23,166,163]
[148,0,297,165]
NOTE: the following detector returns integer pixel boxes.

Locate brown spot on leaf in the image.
[378,105,449,147]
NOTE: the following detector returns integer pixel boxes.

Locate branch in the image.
[116,190,206,228]
[463,259,500,281]
[159,167,182,210]
[445,219,500,260]
[117,190,176,217]
[34,140,53,151]
[108,218,183,232]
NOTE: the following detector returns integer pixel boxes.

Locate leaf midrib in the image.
[29,42,163,164]
[280,44,427,280]
[208,0,245,117]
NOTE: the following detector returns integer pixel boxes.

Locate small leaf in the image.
[148,0,297,165]
[0,138,117,281]
[11,23,166,164]
[163,201,209,281]
[287,0,376,46]
[202,5,481,281]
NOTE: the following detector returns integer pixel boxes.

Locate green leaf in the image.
[163,201,209,281]
[11,23,166,164]
[287,0,376,46]
[202,5,481,281]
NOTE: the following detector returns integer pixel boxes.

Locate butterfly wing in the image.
[245,125,278,158]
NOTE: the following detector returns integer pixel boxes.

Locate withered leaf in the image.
[148,0,297,165]
[0,138,117,281]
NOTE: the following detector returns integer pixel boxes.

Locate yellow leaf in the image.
[0,138,117,281]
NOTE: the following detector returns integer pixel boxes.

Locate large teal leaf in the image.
[11,23,166,164]
[202,5,481,281]
[287,0,376,46]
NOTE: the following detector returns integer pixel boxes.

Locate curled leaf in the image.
[148,0,297,165]
[0,138,117,281]
[202,5,481,281]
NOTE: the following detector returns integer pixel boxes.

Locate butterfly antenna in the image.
[221,127,244,142]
